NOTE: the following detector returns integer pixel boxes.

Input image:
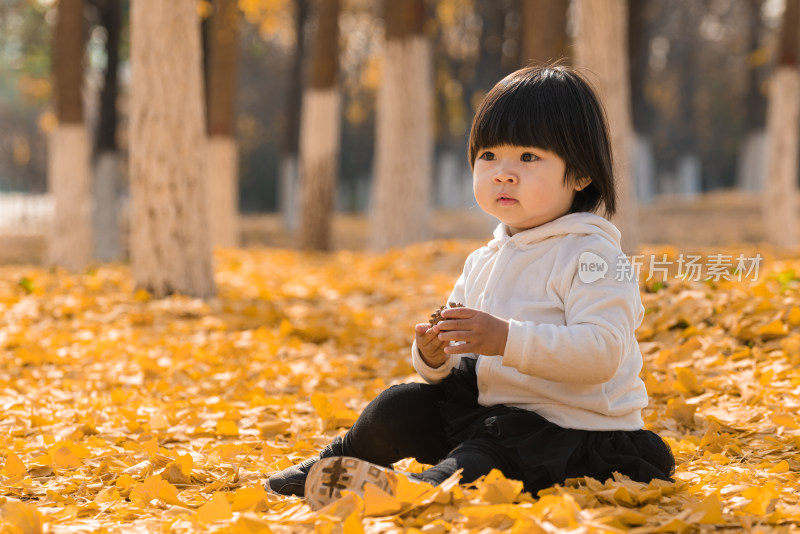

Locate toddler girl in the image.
[265,64,674,509]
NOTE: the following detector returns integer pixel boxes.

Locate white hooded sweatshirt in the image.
[412,212,648,431]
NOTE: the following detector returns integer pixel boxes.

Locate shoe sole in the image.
[305,456,393,510]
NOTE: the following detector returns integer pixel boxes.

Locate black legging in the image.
[339,381,524,486]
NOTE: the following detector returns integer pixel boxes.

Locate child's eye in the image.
[479,151,496,161]
[521,153,539,162]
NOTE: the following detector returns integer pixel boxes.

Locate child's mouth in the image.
[497,193,517,206]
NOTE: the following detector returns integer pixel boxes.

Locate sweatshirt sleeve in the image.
[501,245,643,384]
[412,250,476,383]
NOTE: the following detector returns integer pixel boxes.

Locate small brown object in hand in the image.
[429,302,464,326]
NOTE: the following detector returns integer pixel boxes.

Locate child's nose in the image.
[492,169,518,184]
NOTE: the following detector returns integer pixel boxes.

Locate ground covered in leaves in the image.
[1,241,800,533]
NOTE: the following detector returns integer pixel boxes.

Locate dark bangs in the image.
[468,66,616,217]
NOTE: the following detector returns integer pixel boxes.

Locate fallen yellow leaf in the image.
[0,501,43,534]
[363,482,402,517]
[197,492,233,523]
[216,419,239,436]
[231,487,270,512]
[1,451,26,478]
[688,491,724,524]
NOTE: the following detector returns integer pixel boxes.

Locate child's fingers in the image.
[437,330,471,343]
[418,332,446,352]
[440,307,477,320]
[435,318,468,331]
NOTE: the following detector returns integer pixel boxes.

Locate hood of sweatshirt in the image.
[487,212,622,251]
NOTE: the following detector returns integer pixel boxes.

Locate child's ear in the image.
[574,177,592,191]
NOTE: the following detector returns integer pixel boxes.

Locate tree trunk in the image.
[281,0,310,231]
[129,0,215,297]
[675,4,701,197]
[93,0,121,261]
[763,0,800,249]
[628,0,655,202]
[474,0,507,90]
[370,0,433,251]
[299,0,341,251]
[206,0,240,248]
[738,0,769,191]
[518,0,569,66]
[49,0,92,271]
[574,0,638,253]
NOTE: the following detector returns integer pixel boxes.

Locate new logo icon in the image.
[578,251,608,283]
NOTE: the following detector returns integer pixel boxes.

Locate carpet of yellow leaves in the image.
[1,241,799,533]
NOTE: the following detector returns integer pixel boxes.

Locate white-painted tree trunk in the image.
[129,0,215,298]
[763,67,800,249]
[677,153,701,198]
[436,150,471,209]
[633,134,656,203]
[299,88,341,250]
[370,36,433,251]
[737,130,767,191]
[93,150,120,260]
[48,124,92,270]
[280,155,299,230]
[574,0,638,254]
[206,135,239,247]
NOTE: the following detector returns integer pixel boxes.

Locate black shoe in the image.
[264,436,343,497]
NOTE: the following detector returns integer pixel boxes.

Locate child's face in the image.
[472,145,589,235]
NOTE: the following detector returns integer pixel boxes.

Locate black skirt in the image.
[437,359,675,494]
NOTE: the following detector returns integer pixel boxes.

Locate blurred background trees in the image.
[48,0,92,270]
[763,0,799,248]
[206,0,242,248]
[370,0,433,250]
[574,0,638,253]
[299,0,341,251]
[0,0,798,263]
[90,0,123,261]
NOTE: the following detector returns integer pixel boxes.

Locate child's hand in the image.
[436,307,509,356]
[415,323,449,368]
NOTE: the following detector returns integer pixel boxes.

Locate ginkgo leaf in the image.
[479,469,523,504]
[666,398,696,426]
[759,319,787,337]
[129,475,184,507]
[673,367,702,395]
[0,501,43,534]
[50,446,81,469]
[162,454,193,485]
[2,451,26,478]
[362,482,402,517]
[342,508,365,534]
[311,393,359,430]
[149,412,170,430]
[528,494,581,529]
[651,517,692,533]
[216,420,239,437]
[771,412,800,429]
[459,504,522,529]
[197,492,233,523]
[232,514,274,534]
[787,306,800,326]
[688,492,724,524]
[768,460,790,474]
[231,487,270,512]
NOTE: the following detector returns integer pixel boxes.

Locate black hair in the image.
[468,64,616,217]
